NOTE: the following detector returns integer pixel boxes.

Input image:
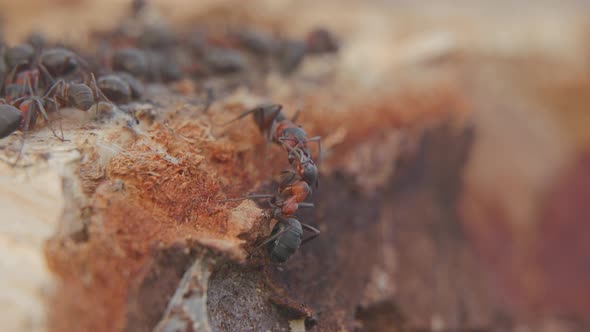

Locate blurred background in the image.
[1,0,589,331]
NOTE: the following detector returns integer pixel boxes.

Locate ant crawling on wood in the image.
[223,104,321,187]
[224,104,322,161]
[223,147,320,263]
[46,73,111,111]
[221,103,323,263]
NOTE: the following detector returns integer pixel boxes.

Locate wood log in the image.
[1,2,590,332]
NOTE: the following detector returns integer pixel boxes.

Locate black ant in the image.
[46,73,111,111]
[39,47,90,79]
[226,104,321,158]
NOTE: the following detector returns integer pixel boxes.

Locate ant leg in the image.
[300,223,320,246]
[13,131,27,167]
[306,136,322,163]
[42,80,67,140]
[72,53,90,72]
[5,61,28,85]
[37,63,56,87]
[32,98,64,141]
[263,106,283,156]
[90,73,113,104]
[23,77,59,140]
[266,121,277,157]
[219,107,261,127]
[89,73,113,114]
[221,194,274,202]
[48,98,65,140]
[43,79,66,99]
[13,104,36,166]
[291,109,301,123]
[298,202,315,208]
[203,87,214,113]
[254,222,295,250]
[280,141,305,162]
[1,61,28,96]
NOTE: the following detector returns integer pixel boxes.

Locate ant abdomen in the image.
[267,218,303,263]
[97,74,132,104]
[40,48,81,77]
[0,104,23,138]
[67,84,95,111]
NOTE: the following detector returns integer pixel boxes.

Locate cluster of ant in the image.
[224,104,321,263]
[0,0,337,165]
[0,36,156,163]
[91,1,339,81]
[0,42,120,160]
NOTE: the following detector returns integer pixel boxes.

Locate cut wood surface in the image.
[1,1,589,332]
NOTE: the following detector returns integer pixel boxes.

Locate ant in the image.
[46,73,111,111]
[223,104,321,187]
[225,192,319,264]
[224,174,314,218]
[225,104,322,159]
[223,162,319,262]
[39,47,90,79]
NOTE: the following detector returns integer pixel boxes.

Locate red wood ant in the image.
[224,104,321,185]
[223,184,319,263]
[225,104,321,158]
[223,159,319,263]
[224,172,313,218]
